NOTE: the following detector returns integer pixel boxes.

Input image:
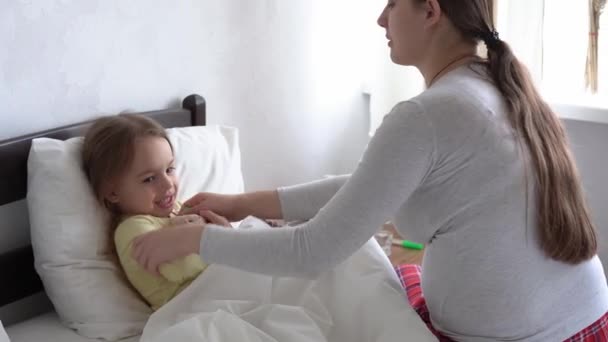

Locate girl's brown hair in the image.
[82,114,171,222]
[417,0,597,264]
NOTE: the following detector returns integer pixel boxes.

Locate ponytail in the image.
[486,40,597,264]
[434,0,598,264]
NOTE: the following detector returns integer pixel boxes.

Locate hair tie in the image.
[481,30,500,49]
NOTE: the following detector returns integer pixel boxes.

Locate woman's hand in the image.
[180,190,283,221]
[133,210,231,275]
[132,222,204,276]
[172,211,231,228]
[179,193,244,221]
[197,210,232,228]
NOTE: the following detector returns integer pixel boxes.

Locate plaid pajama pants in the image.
[394,264,608,342]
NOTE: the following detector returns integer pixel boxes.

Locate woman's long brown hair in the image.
[416,0,597,263]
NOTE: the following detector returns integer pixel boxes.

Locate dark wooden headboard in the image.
[0,94,206,307]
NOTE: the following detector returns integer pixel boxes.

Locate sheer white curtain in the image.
[362,0,424,136]
[497,0,597,105]
[541,1,589,102]
[496,0,546,84]
[364,0,596,136]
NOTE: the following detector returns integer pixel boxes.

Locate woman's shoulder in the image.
[411,71,505,126]
[417,65,499,106]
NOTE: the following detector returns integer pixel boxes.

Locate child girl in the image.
[82,114,229,310]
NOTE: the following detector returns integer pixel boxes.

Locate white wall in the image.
[0,0,373,242]
[0,0,371,189]
[0,0,373,324]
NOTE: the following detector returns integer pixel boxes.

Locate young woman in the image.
[131,1,608,340]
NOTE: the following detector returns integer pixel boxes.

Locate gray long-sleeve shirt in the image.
[200,64,608,341]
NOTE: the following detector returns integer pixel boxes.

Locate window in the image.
[497,0,608,108]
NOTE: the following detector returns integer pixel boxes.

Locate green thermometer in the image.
[392,238,424,250]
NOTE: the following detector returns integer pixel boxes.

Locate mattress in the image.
[6,313,140,342]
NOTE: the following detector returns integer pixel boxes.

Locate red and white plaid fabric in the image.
[395,264,454,341]
[394,264,608,342]
[564,313,608,342]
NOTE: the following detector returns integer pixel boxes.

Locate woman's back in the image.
[395,64,608,341]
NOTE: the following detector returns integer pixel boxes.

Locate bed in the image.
[6,312,139,342]
[0,94,206,341]
[0,94,436,341]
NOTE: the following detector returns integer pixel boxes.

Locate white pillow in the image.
[27,125,243,340]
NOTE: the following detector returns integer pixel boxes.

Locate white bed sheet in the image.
[140,218,437,341]
[6,312,140,342]
[7,218,436,341]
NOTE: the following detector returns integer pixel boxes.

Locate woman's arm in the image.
[183,175,349,222]
[180,191,281,221]
[117,215,205,280]
[237,190,283,219]
[199,101,435,278]
[133,101,435,278]
[277,174,350,222]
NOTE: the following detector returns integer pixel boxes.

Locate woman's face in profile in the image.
[377,0,432,66]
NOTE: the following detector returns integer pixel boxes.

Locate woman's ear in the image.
[424,0,442,26]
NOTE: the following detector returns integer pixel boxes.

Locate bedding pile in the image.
[140,218,437,342]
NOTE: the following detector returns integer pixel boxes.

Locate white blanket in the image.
[141,218,437,342]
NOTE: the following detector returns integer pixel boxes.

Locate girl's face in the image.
[377,0,430,66]
[107,136,178,218]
